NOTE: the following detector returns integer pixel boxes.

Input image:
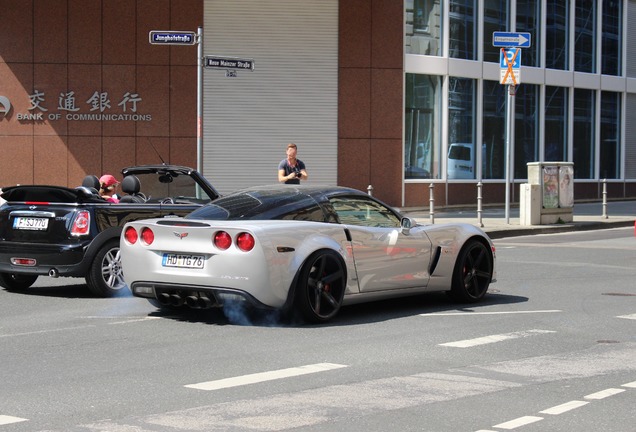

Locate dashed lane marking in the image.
[493,416,543,429]
[539,400,589,414]
[584,388,626,399]
[617,313,636,320]
[622,380,636,388]
[439,329,556,348]
[0,415,28,425]
[185,363,348,391]
[420,310,561,317]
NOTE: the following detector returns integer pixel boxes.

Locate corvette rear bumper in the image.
[130,281,276,311]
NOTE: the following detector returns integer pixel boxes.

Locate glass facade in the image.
[482,81,506,179]
[573,89,595,179]
[449,0,477,59]
[405,74,442,179]
[404,0,631,188]
[545,0,569,70]
[574,0,596,73]
[544,86,568,162]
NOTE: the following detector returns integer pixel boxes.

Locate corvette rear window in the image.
[186,191,325,221]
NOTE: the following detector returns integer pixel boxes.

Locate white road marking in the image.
[0,415,28,425]
[185,363,348,391]
[617,313,636,320]
[421,310,561,317]
[622,380,636,388]
[539,400,588,414]
[108,317,161,325]
[493,416,543,429]
[0,325,96,339]
[584,388,625,399]
[439,329,556,348]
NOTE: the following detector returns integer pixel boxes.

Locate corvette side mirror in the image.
[401,217,415,235]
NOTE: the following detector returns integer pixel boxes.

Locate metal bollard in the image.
[367,185,373,196]
[429,183,435,224]
[602,179,608,219]
[477,181,484,227]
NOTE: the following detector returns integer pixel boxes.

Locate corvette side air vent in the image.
[429,246,442,275]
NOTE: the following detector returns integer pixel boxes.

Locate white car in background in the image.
[447,143,474,179]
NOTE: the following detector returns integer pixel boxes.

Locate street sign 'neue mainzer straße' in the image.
[204,56,255,71]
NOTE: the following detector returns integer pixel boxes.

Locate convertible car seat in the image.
[119,175,145,203]
[81,175,101,195]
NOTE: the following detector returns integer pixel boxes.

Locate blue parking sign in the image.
[500,48,521,69]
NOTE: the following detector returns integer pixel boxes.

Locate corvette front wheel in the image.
[295,250,346,323]
[449,239,492,303]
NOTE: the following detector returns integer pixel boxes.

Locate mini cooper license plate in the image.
[13,217,49,231]
[162,253,204,269]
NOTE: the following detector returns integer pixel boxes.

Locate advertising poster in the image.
[559,165,574,208]
[542,166,559,208]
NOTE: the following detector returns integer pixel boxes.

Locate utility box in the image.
[521,162,574,225]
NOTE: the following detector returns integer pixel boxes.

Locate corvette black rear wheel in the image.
[450,239,492,303]
[295,250,346,323]
[0,273,38,291]
[86,240,127,297]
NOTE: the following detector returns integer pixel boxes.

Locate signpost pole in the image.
[504,85,515,224]
[197,26,203,176]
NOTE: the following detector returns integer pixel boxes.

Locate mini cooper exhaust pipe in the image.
[48,268,59,278]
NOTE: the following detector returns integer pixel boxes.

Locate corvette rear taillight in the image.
[214,231,232,250]
[236,232,255,252]
[71,210,90,236]
[124,226,138,244]
[141,227,154,245]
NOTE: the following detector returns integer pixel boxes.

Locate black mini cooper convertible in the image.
[0,165,219,297]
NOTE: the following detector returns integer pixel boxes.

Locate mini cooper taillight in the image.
[214,231,232,250]
[236,232,255,252]
[124,226,138,244]
[141,227,154,245]
[71,210,90,236]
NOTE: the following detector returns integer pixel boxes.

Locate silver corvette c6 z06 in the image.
[120,184,496,323]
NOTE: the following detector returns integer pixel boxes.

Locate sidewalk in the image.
[402,200,635,239]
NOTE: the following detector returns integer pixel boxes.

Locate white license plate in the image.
[13,217,49,231]
[162,253,204,269]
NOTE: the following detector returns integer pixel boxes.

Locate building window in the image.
[544,86,568,162]
[482,81,506,179]
[405,74,442,179]
[406,0,442,55]
[514,84,539,179]
[515,0,541,67]
[483,0,510,63]
[573,89,595,179]
[599,91,621,179]
[575,0,596,73]
[601,0,622,76]
[448,77,476,179]
[545,0,569,70]
[449,0,476,59]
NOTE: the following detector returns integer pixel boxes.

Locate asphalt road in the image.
[0,227,634,431]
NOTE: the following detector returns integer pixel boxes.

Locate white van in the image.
[447,143,474,179]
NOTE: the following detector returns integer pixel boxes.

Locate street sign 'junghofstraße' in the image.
[149,31,197,45]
